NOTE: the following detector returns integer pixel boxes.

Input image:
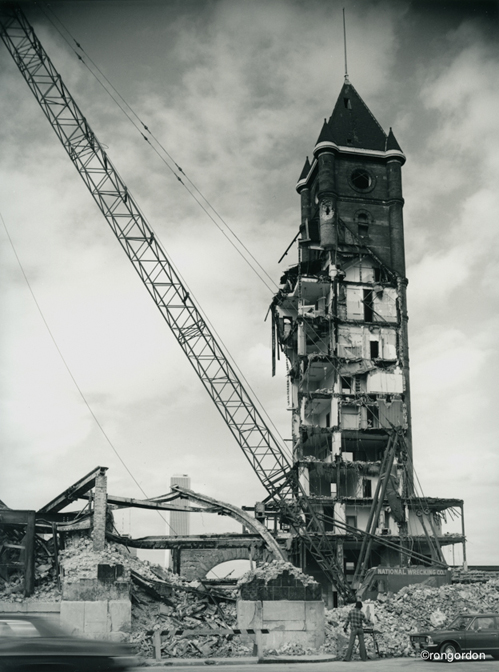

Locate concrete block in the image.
[62,578,130,601]
[263,600,305,621]
[305,601,324,627]
[237,599,325,651]
[27,602,61,613]
[84,600,108,635]
[0,602,28,613]
[237,600,262,629]
[60,601,85,636]
[109,600,131,632]
[267,620,306,631]
[305,602,325,646]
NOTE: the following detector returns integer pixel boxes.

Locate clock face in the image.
[350,168,373,191]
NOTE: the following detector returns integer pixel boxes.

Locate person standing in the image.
[343,600,372,661]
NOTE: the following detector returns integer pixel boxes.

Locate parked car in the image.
[0,614,136,672]
[410,613,499,658]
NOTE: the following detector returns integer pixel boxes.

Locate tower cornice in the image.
[296,144,406,192]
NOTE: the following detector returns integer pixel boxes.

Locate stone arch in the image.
[180,546,274,582]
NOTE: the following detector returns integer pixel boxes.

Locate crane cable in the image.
[38,3,280,295]
[24,5,293,461]
[0,210,177,531]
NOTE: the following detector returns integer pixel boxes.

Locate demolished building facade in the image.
[271,79,465,594]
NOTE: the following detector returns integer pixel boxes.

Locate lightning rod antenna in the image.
[343,8,349,82]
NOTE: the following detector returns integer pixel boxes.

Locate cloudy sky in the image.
[1,0,498,567]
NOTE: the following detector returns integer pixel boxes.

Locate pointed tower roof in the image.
[386,127,402,152]
[323,80,387,151]
[298,156,311,182]
[315,118,335,146]
[298,80,405,192]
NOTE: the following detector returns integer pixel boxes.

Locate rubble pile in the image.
[0,528,59,602]
[265,641,317,656]
[4,531,499,661]
[61,538,251,659]
[238,561,319,587]
[0,534,249,659]
[325,579,499,658]
[238,561,321,603]
[60,536,158,582]
[130,578,250,659]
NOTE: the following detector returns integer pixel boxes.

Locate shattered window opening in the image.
[358,223,369,238]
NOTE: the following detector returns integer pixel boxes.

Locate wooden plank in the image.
[154,630,161,660]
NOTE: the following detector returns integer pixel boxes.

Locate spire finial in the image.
[343,8,349,83]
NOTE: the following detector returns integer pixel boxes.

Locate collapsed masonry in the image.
[1,465,496,658]
[269,79,465,599]
[0,466,283,600]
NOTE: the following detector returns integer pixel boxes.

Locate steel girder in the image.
[0,6,355,601]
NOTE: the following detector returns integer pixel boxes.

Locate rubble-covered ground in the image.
[2,535,499,660]
[237,561,319,587]
[62,537,252,658]
[0,535,249,659]
[323,579,499,659]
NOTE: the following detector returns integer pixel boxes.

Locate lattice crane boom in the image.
[0,6,292,496]
[0,6,355,601]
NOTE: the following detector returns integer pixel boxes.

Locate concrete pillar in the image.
[93,471,107,552]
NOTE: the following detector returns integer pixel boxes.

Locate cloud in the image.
[0,0,498,562]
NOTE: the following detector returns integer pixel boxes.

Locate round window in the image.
[351,168,373,191]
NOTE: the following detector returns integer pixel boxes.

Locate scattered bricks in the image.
[324,578,499,658]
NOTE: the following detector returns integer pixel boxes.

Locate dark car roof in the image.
[0,614,132,655]
[411,614,499,636]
